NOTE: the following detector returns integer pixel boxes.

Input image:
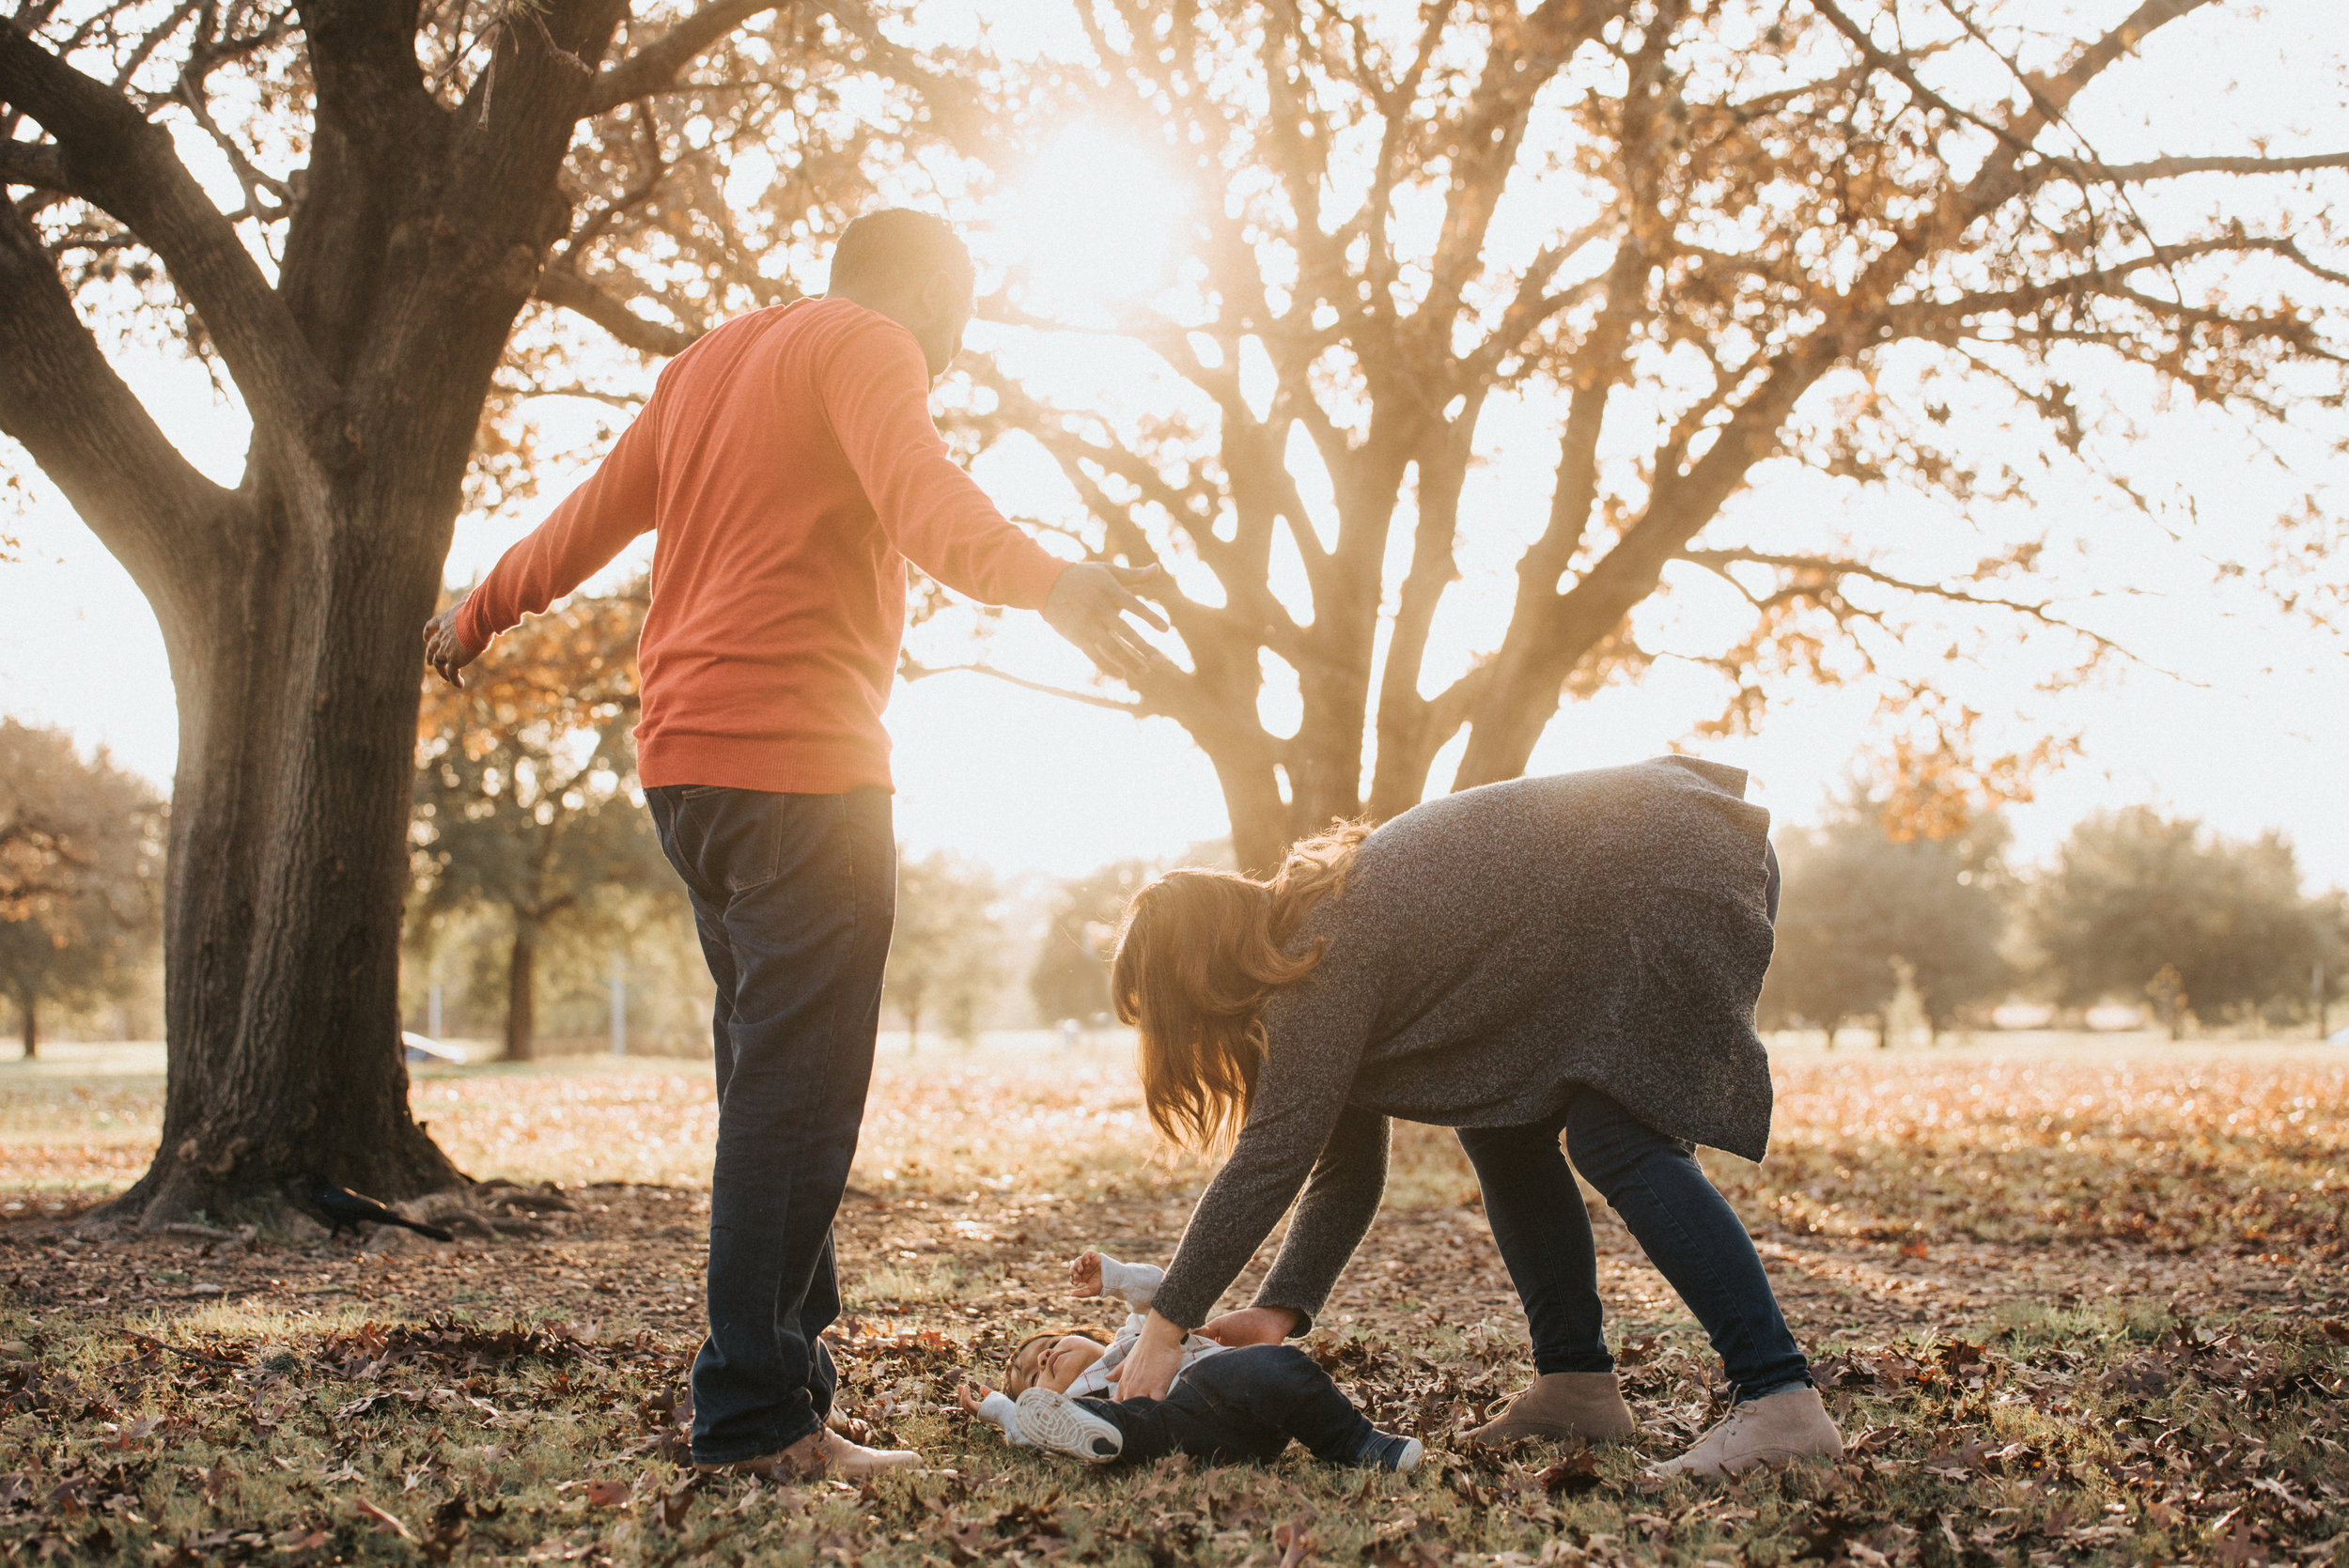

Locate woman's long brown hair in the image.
[1111,821,1371,1151]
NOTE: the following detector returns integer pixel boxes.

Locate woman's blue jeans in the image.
[647,784,896,1465]
[1455,842,1808,1403]
[1456,1093,1810,1402]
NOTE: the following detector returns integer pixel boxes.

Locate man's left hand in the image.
[1041,563,1168,684]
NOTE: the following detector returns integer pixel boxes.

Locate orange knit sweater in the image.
[456,298,1069,793]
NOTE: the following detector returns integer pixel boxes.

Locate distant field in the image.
[6,1028,2343,1225]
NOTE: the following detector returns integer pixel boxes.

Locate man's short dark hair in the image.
[829,210,975,300]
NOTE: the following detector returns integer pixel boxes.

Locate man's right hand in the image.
[1041,563,1168,683]
[423,604,481,690]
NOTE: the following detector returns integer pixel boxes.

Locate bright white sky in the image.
[1,1,2344,889]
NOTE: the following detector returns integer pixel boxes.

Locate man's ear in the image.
[916,268,959,326]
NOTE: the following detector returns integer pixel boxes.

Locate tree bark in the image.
[16,991,33,1059]
[506,914,539,1063]
[112,481,474,1222]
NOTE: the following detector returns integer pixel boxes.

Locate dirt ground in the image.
[2,1033,2344,1565]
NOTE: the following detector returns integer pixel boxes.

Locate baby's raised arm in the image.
[1070,1249,1166,1310]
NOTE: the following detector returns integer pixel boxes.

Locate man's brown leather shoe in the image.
[697,1427,922,1481]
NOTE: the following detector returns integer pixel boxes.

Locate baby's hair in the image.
[1002,1326,1110,1394]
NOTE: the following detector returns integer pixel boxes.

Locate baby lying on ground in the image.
[956,1249,1422,1472]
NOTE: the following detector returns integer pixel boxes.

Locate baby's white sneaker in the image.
[1014,1387,1124,1464]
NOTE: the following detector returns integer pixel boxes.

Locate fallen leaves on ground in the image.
[1,1037,2344,1563]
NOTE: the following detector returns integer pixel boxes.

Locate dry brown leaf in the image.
[352,1498,413,1539]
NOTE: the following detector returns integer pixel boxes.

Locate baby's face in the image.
[1011,1334,1108,1395]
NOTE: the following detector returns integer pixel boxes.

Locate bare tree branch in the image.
[0,195,240,610]
[534,263,700,355]
[819,0,994,155]
[1672,547,2146,665]
[0,19,341,465]
[492,377,647,409]
[584,0,782,116]
[2088,150,2349,181]
[0,136,72,194]
[897,654,1148,716]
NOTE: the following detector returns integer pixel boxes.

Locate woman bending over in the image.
[1108,757,1843,1477]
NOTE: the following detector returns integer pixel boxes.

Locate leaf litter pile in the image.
[1,1035,2343,1565]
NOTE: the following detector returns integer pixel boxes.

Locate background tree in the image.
[1760,790,2011,1045]
[412,586,671,1062]
[0,0,914,1219]
[1029,858,1157,1028]
[889,0,2348,870]
[0,717,163,1055]
[2319,893,2348,1039]
[882,848,1005,1048]
[2030,807,2327,1037]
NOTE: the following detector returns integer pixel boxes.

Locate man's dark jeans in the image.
[646,784,895,1465]
[1079,1346,1384,1467]
[1455,841,1808,1404]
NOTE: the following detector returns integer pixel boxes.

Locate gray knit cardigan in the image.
[1148,756,1778,1332]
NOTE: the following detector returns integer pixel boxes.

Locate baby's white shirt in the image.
[974,1252,1228,1447]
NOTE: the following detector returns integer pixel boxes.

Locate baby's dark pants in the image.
[1078,1345,1379,1466]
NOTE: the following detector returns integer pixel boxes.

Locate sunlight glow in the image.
[982,127,1188,320]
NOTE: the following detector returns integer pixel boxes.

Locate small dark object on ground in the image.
[304,1175,456,1242]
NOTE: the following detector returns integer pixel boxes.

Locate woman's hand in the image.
[1112,1311,1188,1402]
[1068,1250,1104,1297]
[955,1383,992,1416]
[1200,1306,1303,1346]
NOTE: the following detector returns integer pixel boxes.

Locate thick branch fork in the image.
[0,20,342,474]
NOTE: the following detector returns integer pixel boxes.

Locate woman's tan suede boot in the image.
[1654,1386,1843,1477]
[1465,1372,1638,1444]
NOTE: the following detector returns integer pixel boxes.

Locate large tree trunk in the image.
[506,914,539,1063]
[109,478,470,1223]
[16,991,33,1060]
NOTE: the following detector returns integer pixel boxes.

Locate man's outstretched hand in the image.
[1042,563,1168,683]
[423,604,481,690]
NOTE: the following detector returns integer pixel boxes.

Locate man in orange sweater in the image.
[422,210,1161,1480]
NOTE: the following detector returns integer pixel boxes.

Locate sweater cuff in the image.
[451,593,500,657]
[1142,1280,1211,1334]
[1097,1255,1163,1310]
[1248,1294,1317,1338]
[1003,552,1070,613]
[976,1390,1021,1442]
